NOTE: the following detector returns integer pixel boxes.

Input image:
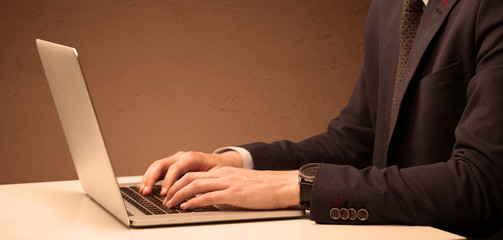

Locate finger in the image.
[138,158,171,195]
[164,171,204,205]
[160,151,206,196]
[180,190,228,209]
[142,151,189,195]
[166,174,226,208]
[160,159,191,197]
[165,171,208,200]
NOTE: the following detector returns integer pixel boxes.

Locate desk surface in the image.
[0,176,465,240]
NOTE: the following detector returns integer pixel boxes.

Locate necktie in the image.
[390,0,424,132]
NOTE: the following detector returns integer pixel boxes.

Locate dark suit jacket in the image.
[241,0,503,238]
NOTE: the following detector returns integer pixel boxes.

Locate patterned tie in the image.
[390,0,424,132]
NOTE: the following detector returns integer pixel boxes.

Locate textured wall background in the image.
[0,0,370,184]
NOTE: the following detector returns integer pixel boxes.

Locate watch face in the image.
[299,163,320,182]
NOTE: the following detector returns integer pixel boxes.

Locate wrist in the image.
[216,151,244,168]
[277,170,300,208]
[214,146,253,169]
[287,170,301,208]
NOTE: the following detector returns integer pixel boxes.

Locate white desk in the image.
[0,176,465,240]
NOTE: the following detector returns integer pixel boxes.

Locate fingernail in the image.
[180,203,187,209]
[144,186,149,193]
[166,200,172,208]
[161,187,167,195]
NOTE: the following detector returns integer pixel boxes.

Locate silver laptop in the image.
[36,39,304,227]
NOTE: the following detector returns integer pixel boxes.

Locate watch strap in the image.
[299,179,312,209]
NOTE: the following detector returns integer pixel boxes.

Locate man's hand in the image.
[165,167,300,210]
[137,151,243,196]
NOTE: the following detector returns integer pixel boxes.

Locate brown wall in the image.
[0,0,370,184]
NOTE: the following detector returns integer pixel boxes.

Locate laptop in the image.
[35,39,304,227]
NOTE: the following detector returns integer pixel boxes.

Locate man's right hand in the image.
[137,150,243,196]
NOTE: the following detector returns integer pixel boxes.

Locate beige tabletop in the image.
[0,176,465,240]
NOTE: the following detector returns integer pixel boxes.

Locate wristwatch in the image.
[298,163,320,209]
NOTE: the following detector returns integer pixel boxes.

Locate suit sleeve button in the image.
[340,208,349,220]
[348,208,357,220]
[330,208,341,220]
[357,209,369,221]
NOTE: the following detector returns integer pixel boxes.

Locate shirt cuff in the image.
[213,146,254,169]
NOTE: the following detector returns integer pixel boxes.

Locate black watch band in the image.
[299,179,313,209]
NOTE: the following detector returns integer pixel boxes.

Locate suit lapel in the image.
[388,0,458,135]
[385,0,458,165]
[374,1,401,168]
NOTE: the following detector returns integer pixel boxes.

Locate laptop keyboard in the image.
[120,185,220,215]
